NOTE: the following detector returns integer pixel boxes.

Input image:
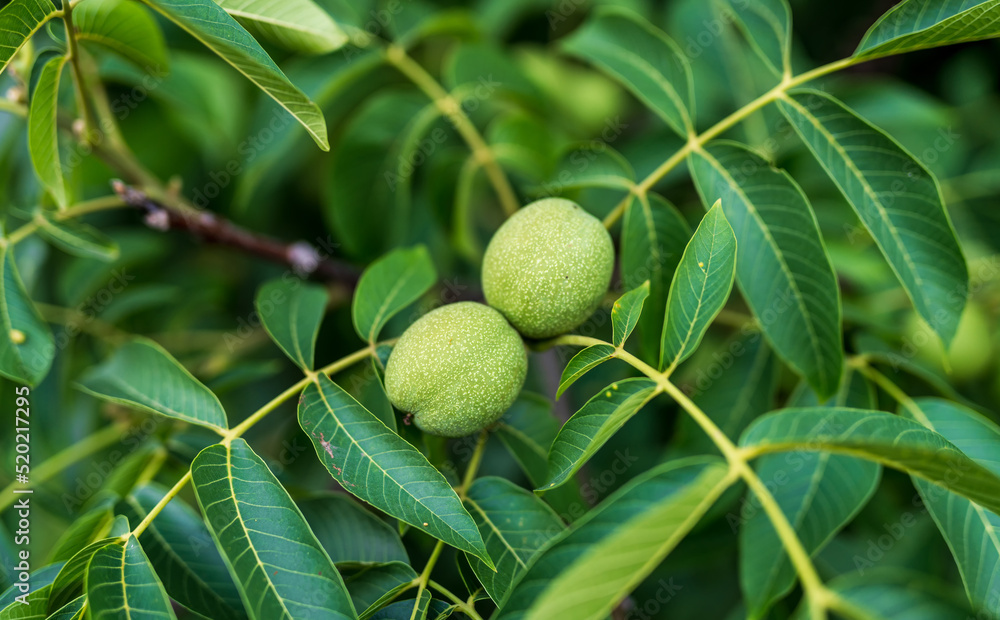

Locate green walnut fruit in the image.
[384,302,527,437]
[903,303,994,381]
[482,198,614,339]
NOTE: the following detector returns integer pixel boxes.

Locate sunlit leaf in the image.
[74,0,168,71]
[0,0,59,77]
[855,0,1000,60]
[214,0,348,54]
[611,281,649,348]
[556,344,616,400]
[77,338,228,431]
[191,439,356,619]
[660,200,737,372]
[27,54,67,208]
[138,0,329,149]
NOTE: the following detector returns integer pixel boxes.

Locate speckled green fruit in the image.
[903,303,994,381]
[384,302,527,437]
[482,198,614,338]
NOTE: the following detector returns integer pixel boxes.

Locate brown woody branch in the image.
[111,181,360,286]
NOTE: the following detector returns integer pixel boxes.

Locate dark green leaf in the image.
[299,494,409,565]
[724,0,791,75]
[77,338,228,431]
[464,477,564,602]
[86,537,177,620]
[740,407,1000,514]
[191,439,356,619]
[49,537,123,613]
[298,375,490,564]
[795,572,972,619]
[545,144,635,192]
[620,193,690,365]
[778,89,968,345]
[119,484,246,620]
[352,245,436,344]
[342,562,416,617]
[256,278,328,371]
[689,141,843,398]
[660,200,737,372]
[542,378,659,491]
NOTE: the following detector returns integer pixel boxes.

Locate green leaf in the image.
[35,212,120,261]
[298,494,409,565]
[27,54,67,208]
[118,484,246,620]
[855,0,1000,60]
[0,246,54,386]
[795,572,973,619]
[352,245,437,344]
[556,344,616,400]
[672,334,778,457]
[298,374,490,564]
[341,562,416,617]
[255,278,328,371]
[542,378,659,492]
[495,393,563,487]
[47,496,115,563]
[74,0,168,71]
[47,595,86,620]
[0,0,59,77]
[523,461,731,620]
[561,6,694,136]
[464,477,564,603]
[740,407,1000,514]
[214,0,348,54]
[544,144,635,192]
[0,584,52,619]
[659,200,737,372]
[724,0,791,75]
[620,193,690,365]
[190,438,356,619]
[611,282,649,348]
[48,538,123,613]
[778,89,968,345]
[741,449,880,617]
[0,565,62,611]
[902,398,1000,617]
[689,141,843,398]
[77,338,228,431]
[138,0,329,149]
[86,536,178,620]
[496,457,726,619]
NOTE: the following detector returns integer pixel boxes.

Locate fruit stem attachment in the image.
[385,44,520,218]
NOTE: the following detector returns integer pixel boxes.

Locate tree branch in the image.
[111,181,360,286]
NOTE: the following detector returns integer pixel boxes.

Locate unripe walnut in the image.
[482,198,614,338]
[384,302,527,437]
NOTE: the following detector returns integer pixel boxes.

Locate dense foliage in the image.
[2,0,1000,619]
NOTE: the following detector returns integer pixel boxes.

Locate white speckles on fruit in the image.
[482,198,614,338]
[384,302,527,437]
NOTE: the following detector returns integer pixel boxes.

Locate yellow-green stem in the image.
[603,56,859,228]
[458,430,488,498]
[410,540,446,620]
[428,580,485,620]
[4,195,127,246]
[62,0,97,143]
[0,423,125,512]
[854,362,931,426]
[129,470,191,539]
[385,44,520,217]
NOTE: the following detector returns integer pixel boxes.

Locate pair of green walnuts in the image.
[384,198,614,437]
